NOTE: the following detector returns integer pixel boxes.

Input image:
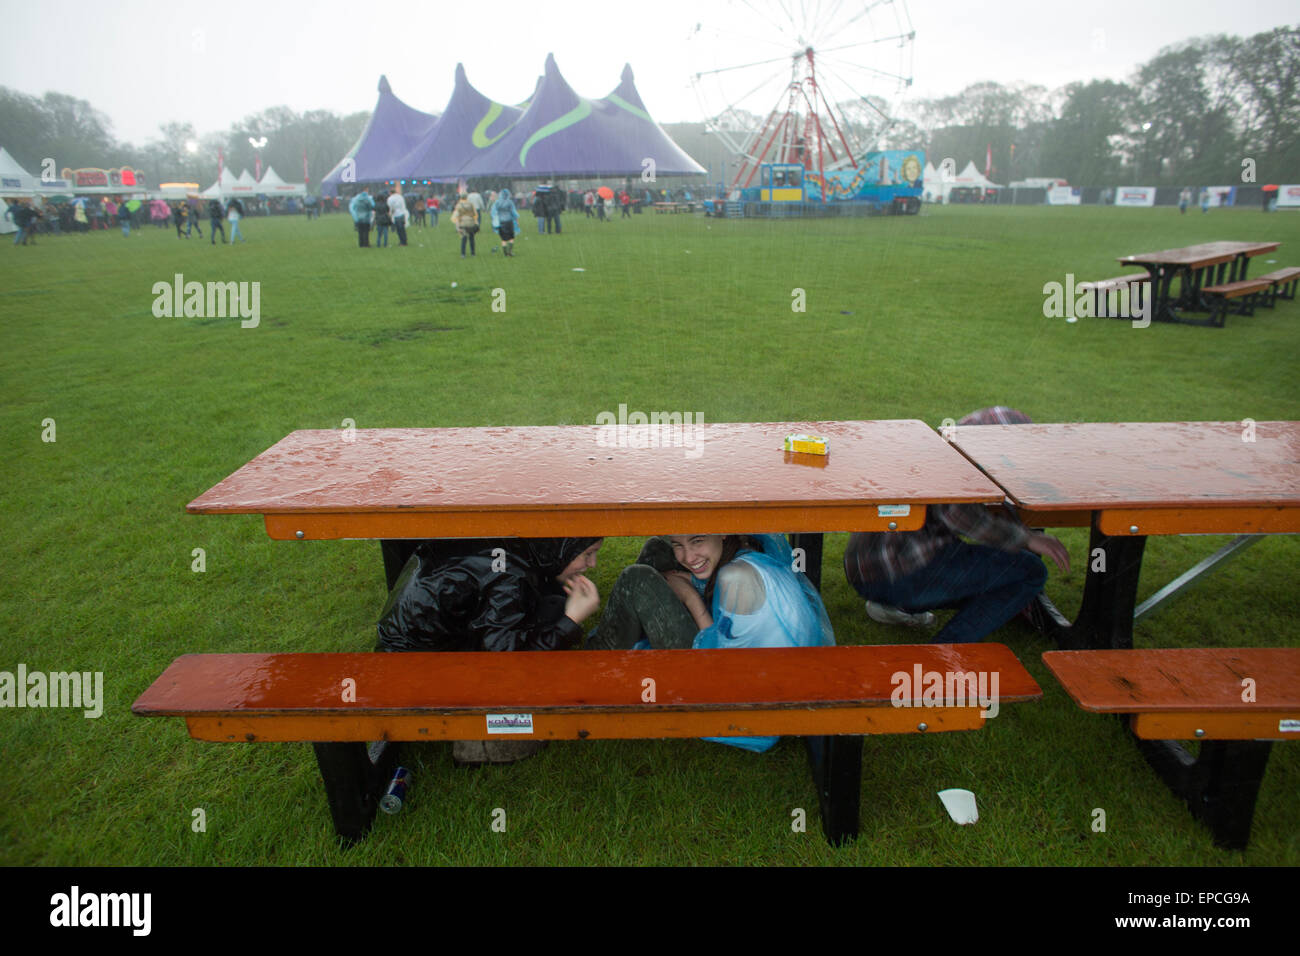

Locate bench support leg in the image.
[1053,521,1146,650]
[789,532,824,591]
[804,735,863,846]
[1132,737,1273,850]
[312,740,400,845]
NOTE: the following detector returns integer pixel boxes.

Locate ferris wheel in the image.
[688,0,915,192]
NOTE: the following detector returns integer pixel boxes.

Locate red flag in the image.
[985,144,992,180]
[255,155,262,181]
[303,148,310,184]
[218,148,224,183]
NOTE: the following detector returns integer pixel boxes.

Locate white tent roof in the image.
[201,168,240,198]
[256,166,307,196]
[954,161,1002,189]
[0,147,38,196]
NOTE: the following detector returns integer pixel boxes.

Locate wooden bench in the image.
[1076,273,1151,319]
[1256,267,1300,306]
[1043,648,1300,849]
[1199,278,1273,326]
[133,644,1041,846]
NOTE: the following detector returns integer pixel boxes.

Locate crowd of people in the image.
[339,182,695,255]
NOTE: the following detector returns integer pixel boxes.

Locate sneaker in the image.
[866,600,935,628]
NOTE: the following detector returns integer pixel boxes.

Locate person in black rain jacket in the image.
[376,537,602,654]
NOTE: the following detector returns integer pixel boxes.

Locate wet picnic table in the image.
[1117,240,1280,324]
[188,420,1008,590]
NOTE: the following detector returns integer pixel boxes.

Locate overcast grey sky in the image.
[2,0,1295,146]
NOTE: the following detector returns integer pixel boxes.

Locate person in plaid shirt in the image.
[843,406,1070,642]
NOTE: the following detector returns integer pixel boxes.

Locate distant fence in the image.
[945,184,1287,208]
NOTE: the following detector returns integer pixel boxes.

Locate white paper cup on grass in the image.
[937,788,978,825]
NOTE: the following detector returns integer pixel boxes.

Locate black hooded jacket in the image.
[376,537,598,653]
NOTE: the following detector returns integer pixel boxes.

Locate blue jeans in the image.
[851,541,1046,643]
[229,217,244,242]
[12,227,25,245]
[376,225,388,247]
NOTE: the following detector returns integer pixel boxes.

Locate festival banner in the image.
[1115,187,1156,207]
[1276,184,1300,208]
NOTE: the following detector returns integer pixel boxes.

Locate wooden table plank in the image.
[1043,648,1300,712]
[1118,241,1279,268]
[187,421,1006,539]
[133,645,1040,716]
[948,421,1300,532]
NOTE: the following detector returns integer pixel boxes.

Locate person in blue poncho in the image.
[586,533,834,752]
[490,188,519,256]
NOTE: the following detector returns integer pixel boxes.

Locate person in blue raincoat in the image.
[490,188,520,256]
[348,189,375,247]
[587,533,834,752]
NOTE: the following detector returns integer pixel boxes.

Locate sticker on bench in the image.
[486,713,534,735]
[877,505,911,517]
[1281,719,1300,734]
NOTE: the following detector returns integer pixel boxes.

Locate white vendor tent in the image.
[201,168,241,198]
[256,166,306,197]
[923,160,1003,202]
[0,147,38,197]
[229,169,259,196]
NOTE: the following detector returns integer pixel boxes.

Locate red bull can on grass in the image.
[380,767,412,814]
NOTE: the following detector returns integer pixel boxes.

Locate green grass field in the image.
[1,203,1297,866]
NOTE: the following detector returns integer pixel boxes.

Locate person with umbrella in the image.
[1262,184,1279,213]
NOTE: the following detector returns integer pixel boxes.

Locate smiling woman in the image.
[586,533,835,751]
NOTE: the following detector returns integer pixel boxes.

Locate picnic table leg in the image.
[789,532,824,591]
[804,735,863,846]
[312,740,401,844]
[1043,517,1146,650]
[1132,737,1273,850]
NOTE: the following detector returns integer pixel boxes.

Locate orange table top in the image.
[949,421,1300,534]
[1043,649,1300,713]
[186,421,1006,540]
[133,645,1041,715]
[1118,241,1280,269]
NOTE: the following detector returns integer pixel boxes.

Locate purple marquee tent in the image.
[395,64,533,182]
[321,57,704,189]
[452,55,705,179]
[320,76,440,196]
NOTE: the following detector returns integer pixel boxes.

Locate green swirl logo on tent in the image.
[519,101,591,166]
[472,103,513,148]
[607,93,652,122]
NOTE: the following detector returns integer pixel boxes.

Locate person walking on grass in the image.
[208,198,227,244]
[186,197,203,238]
[227,197,247,242]
[491,188,519,256]
[452,191,479,257]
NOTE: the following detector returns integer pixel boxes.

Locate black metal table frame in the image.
[1134,251,1267,327]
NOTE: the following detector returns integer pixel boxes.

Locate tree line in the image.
[1,25,1295,190]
